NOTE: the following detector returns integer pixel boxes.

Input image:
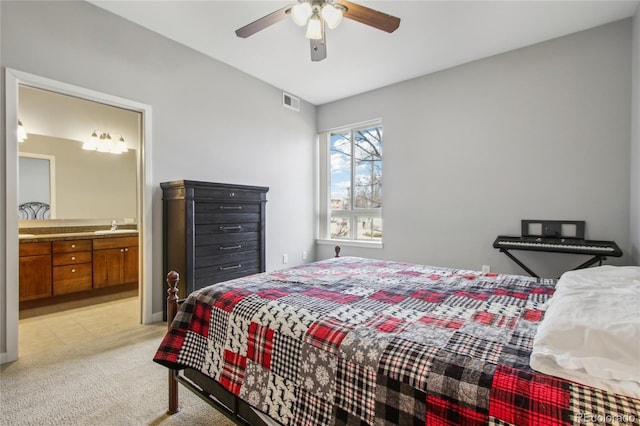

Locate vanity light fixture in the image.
[83,131,99,150]
[83,130,128,154]
[17,120,27,143]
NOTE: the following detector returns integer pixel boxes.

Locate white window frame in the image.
[317,120,383,248]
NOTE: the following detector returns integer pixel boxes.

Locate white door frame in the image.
[2,68,154,363]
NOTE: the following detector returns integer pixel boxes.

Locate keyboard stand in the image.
[497,248,607,278]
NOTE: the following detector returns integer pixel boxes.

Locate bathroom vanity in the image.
[18,225,138,307]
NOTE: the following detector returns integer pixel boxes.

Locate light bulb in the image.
[322,4,343,29]
[305,15,322,40]
[83,131,99,150]
[97,133,111,152]
[17,120,27,143]
[291,2,312,26]
[115,136,128,154]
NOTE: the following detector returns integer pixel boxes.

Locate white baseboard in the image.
[151,311,165,323]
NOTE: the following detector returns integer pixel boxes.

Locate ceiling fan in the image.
[235,0,400,62]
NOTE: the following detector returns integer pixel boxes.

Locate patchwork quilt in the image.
[154,257,640,425]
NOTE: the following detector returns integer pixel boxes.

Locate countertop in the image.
[18,226,138,242]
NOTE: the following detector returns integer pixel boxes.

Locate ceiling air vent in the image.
[282,92,300,112]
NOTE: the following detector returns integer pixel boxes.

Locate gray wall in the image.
[1,0,317,331]
[318,19,634,278]
[632,7,640,265]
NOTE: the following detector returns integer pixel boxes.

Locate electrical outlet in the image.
[302,251,307,260]
[283,254,288,264]
[481,265,490,273]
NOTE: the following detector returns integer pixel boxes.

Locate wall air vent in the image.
[282,92,300,112]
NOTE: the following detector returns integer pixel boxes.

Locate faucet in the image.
[110,220,118,231]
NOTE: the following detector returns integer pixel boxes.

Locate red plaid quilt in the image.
[154,257,639,425]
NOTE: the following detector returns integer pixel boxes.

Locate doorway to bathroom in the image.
[3,68,153,363]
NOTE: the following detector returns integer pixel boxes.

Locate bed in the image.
[154,254,639,425]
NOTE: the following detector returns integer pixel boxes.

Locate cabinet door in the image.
[93,248,124,288]
[123,245,138,284]
[19,254,52,301]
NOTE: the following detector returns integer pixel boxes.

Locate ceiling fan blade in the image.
[310,37,327,62]
[235,5,292,38]
[337,0,400,33]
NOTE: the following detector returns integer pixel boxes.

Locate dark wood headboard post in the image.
[166,271,180,414]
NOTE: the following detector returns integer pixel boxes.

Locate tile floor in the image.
[18,292,141,357]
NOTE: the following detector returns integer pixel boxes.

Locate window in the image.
[319,121,382,245]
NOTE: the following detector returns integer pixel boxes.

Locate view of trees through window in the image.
[329,124,382,241]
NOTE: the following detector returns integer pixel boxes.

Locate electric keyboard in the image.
[493,236,622,257]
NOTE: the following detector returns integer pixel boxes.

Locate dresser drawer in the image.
[197,223,261,237]
[53,239,92,253]
[52,251,92,266]
[196,230,259,246]
[196,202,261,215]
[195,248,259,268]
[194,187,266,202]
[194,258,261,287]
[53,263,92,295]
[195,212,261,225]
[196,239,259,257]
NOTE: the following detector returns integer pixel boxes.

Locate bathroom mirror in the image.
[18,153,56,219]
[18,85,140,221]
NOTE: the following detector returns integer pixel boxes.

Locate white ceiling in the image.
[90,0,638,105]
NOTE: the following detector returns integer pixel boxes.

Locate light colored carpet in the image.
[0,297,236,425]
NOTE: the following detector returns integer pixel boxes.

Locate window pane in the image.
[330,216,351,239]
[356,217,382,240]
[330,132,351,211]
[354,127,382,209]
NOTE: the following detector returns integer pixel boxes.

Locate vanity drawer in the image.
[53,263,93,295]
[93,236,138,250]
[53,239,92,253]
[52,251,92,266]
[20,241,51,256]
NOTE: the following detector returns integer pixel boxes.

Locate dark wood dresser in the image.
[161,180,268,319]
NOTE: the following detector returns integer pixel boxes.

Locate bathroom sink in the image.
[94,229,138,235]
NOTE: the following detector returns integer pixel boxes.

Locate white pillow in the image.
[530,266,640,398]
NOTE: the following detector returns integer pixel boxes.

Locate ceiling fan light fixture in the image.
[321,4,343,29]
[305,15,323,39]
[291,2,312,26]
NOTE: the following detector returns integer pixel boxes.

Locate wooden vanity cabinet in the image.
[52,239,93,295]
[19,242,52,301]
[93,236,138,288]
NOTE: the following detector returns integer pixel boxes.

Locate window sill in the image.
[316,239,383,249]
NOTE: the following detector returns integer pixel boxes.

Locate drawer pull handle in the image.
[220,245,242,251]
[71,268,76,273]
[125,248,128,252]
[71,244,76,248]
[219,264,242,271]
[121,249,124,252]
[219,206,242,210]
[228,192,236,197]
[71,256,76,261]
[219,226,242,231]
